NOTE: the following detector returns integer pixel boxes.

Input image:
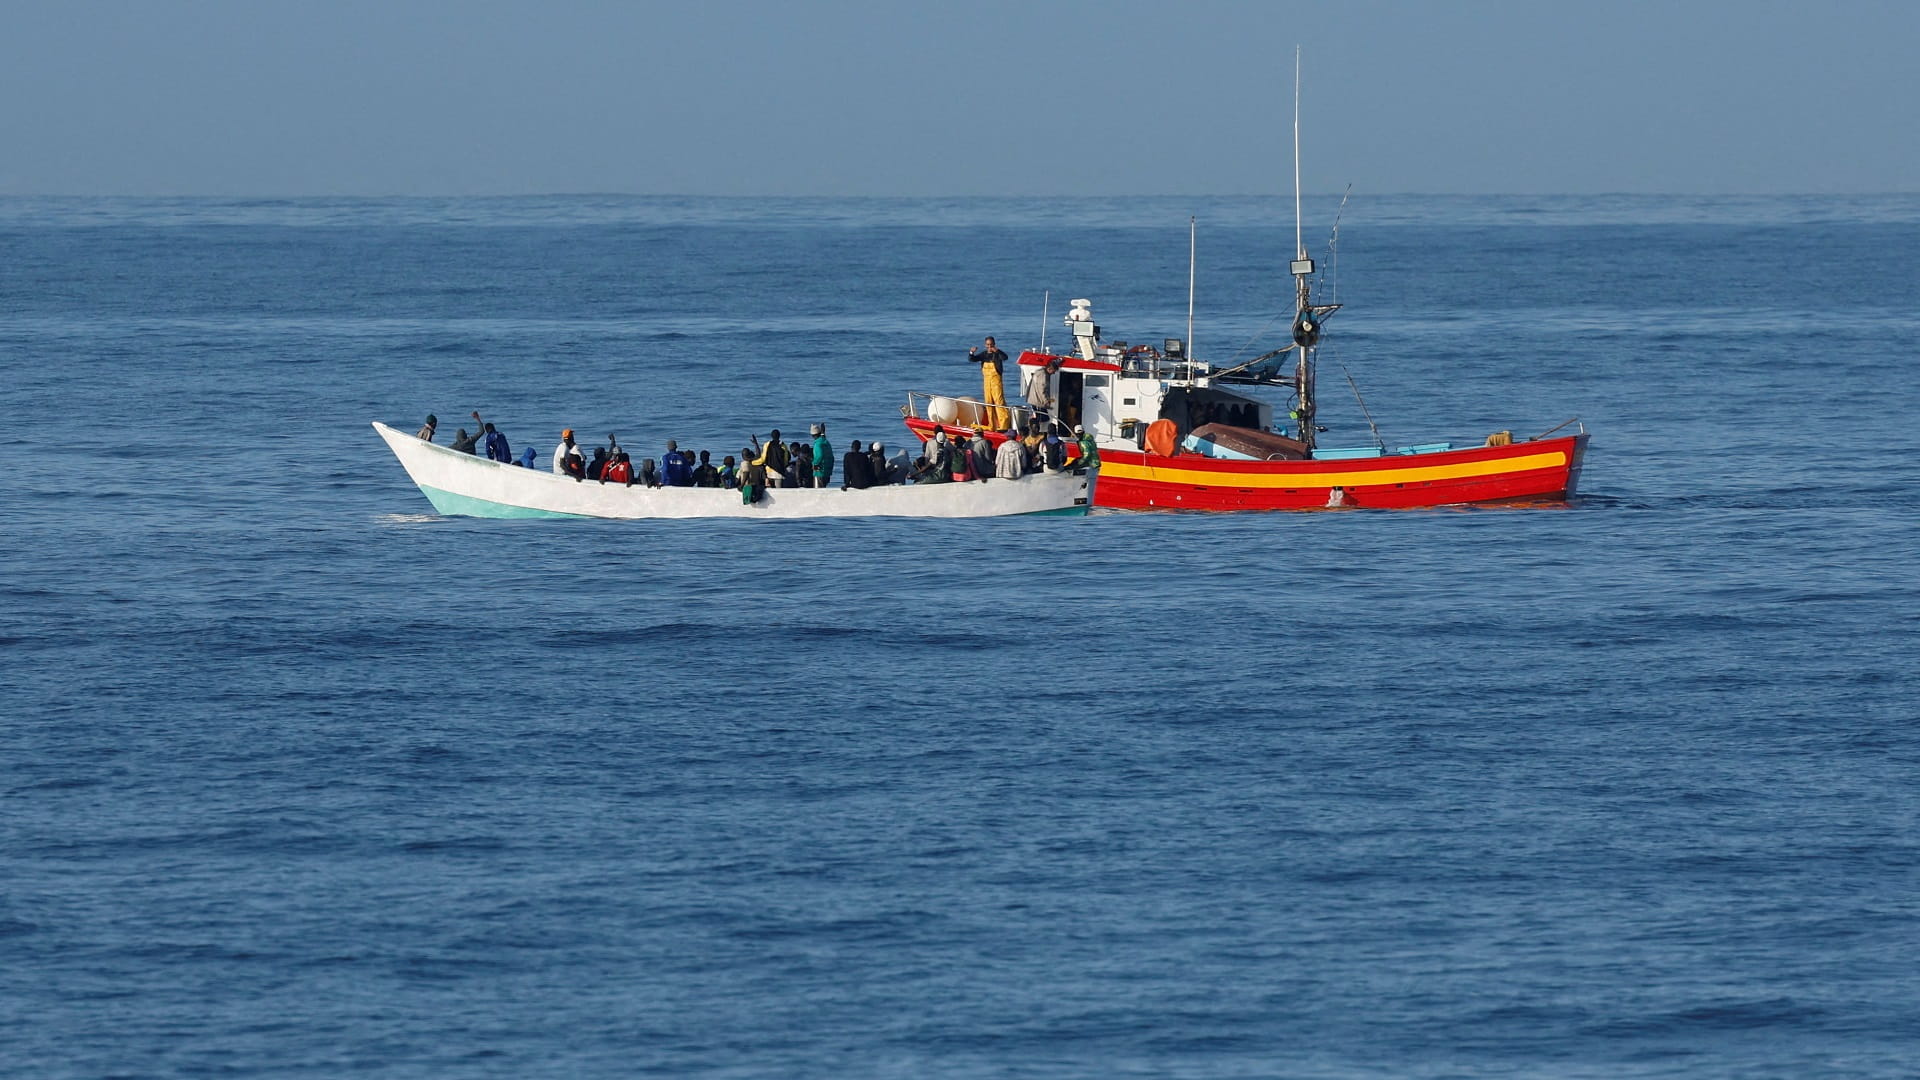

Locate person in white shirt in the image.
[995,429,1027,480]
[552,429,585,478]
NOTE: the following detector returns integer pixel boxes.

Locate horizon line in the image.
[4,191,1916,201]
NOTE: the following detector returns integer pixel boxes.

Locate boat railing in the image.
[1116,353,1208,383]
[902,391,1057,435]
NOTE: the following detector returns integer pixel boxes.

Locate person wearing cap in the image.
[553,429,585,478]
[867,441,890,485]
[967,335,1011,430]
[810,423,833,489]
[415,414,438,442]
[917,430,952,483]
[1073,425,1100,472]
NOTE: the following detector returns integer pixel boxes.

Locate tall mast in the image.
[1289,47,1317,451]
[1294,47,1304,267]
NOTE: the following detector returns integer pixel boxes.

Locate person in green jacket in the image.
[739,446,766,505]
[810,423,833,489]
[1074,425,1100,472]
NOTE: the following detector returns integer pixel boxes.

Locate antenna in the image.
[1186,217,1196,370]
[1293,46,1304,262]
[1040,289,1049,353]
[1289,46,1318,452]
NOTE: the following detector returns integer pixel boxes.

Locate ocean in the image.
[3,194,1918,1078]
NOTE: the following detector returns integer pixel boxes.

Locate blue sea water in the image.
[3,193,1920,1078]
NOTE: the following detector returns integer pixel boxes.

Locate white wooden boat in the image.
[373,422,1092,519]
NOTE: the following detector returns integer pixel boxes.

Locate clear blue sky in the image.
[2,0,1913,196]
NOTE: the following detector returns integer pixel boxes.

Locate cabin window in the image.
[1084,375,1109,387]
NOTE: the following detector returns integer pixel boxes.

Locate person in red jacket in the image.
[601,451,634,485]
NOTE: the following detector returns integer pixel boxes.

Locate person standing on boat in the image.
[810,423,833,489]
[750,431,788,487]
[968,336,1011,430]
[1021,358,1058,426]
[868,442,892,485]
[415,414,437,442]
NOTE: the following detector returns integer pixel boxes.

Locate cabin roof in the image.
[1016,349,1119,374]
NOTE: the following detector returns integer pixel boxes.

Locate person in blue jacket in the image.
[482,421,511,463]
[661,440,692,486]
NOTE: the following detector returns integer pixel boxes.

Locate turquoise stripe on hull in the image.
[419,484,589,520]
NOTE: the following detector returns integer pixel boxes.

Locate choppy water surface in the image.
[3,195,1919,1078]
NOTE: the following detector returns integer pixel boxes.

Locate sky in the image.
[1,0,1914,197]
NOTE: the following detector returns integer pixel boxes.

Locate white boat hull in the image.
[373,423,1092,519]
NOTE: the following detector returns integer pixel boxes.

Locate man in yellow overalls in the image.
[967,336,1010,431]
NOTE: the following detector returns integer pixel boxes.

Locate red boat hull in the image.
[1093,433,1588,511]
[900,418,1585,511]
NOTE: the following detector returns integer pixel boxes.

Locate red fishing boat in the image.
[904,316,1586,512]
[903,55,1587,512]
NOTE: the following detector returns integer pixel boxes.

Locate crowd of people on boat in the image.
[411,408,1094,505]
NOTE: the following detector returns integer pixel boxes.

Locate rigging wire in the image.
[1337,352,1385,451]
[1326,184,1352,305]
